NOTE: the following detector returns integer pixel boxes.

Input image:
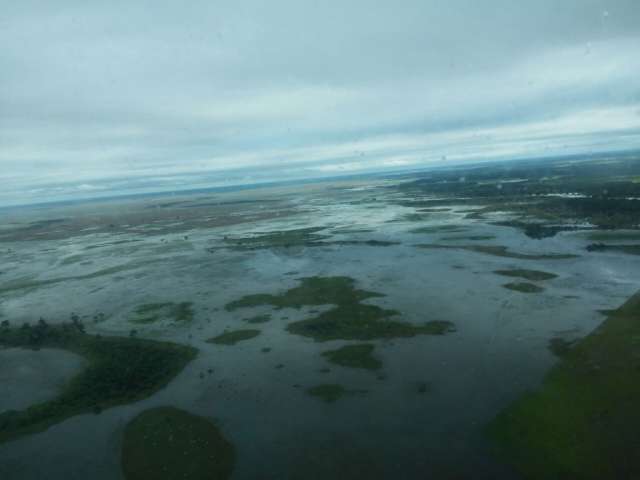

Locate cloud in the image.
[1,1,639,205]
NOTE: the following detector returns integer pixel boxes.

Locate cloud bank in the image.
[1,0,640,205]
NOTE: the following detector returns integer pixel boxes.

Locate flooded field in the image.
[1,160,640,479]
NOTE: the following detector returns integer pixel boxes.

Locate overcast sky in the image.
[2,0,640,205]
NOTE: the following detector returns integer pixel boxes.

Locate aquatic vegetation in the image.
[439,235,496,241]
[415,244,578,260]
[548,337,577,357]
[122,407,235,480]
[502,282,544,293]
[207,329,260,345]
[331,228,375,234]
[226,276,456,342]
[216,227,398,251]
[0,322,196,444]
[492,221,574,239]
[416,381,432,394]
[586,230,640,241]
[488,291,640,479]
[494,269,558,281]
[307,384,348,403]
[409,225,466,234]
[0,259,161,294]
[59,254,87,266]
[226,276,384,311]
[131,302,194,324]
[586,243,640,255]
[221,226,330,250]
[330,239,399,247]
[243,314,271,324]
[321,344,382,370]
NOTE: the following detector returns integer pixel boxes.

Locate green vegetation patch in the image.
[0,321,197,444]
[416,244,578,260]
[586,243,640,255]
[321,344,382,370]
[243,314,271,324]
[487,291,640,479]
[494,269,558,281]
[222,227,330,250]
[207,329,260,345]
[307,384,348,403]
[122,406,235,480]
[502,282,545,293]
[409,225,467,234]
[131,302,194,324]
[226,276,456,342]
[439,235,496,241]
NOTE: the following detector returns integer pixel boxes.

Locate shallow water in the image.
[1,180,639,479]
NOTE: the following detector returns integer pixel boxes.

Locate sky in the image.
[2,0,640,205]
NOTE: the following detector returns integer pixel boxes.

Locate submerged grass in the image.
[321,344,381,370]
[494,269,558,281]
[586,243,640,255]
[416,244,578,260]
[221,227,330,250]
[243,314,271,324]
[439,235,496,241]
[226,276,456,342]
[207,329,260,345]
[0,322,196,444]
[307,384,348,403]
[131,302,194,324]
[122,406,235,480]
[409,225,467,234]
[488,291,640,479]
[502,282,545,293]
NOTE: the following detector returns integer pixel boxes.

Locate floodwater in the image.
[1,179,639,479]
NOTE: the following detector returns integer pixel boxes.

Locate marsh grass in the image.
[416,244,578,260]
[122,407,235,480]
[0,322,196,444]
[321,344,381,370]
[226,276,456,341]
[131,302,194,324]
[207,329,260,345]
[502,282,545,293]
[494,269,558,281]
[488,291,640,478]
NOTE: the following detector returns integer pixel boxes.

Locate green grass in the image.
[122,407,235,480]
[494,269,558,281]
[502,282,545,293]
[321,344,382,370]
[207,329,260,345]
[487,290,640,479]
[0,322,197,444]
[226,276,456,342]
[416,244,578,260]
[225,276,383,311]
[131,302,194,324]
